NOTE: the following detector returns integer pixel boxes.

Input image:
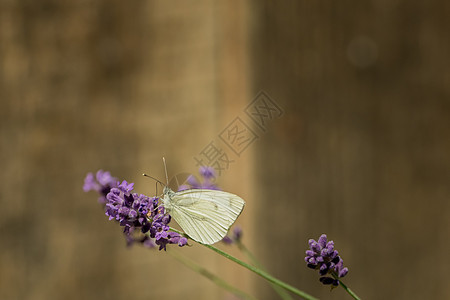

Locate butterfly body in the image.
[162,186,245,244]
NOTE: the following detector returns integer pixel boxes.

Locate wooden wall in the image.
[251,1,450,299]
[0,1,251,299]
[1,1,449,299]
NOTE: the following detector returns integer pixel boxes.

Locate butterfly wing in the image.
[169,189,245,244]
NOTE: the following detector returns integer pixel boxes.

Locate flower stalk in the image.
[234,240,293,300]
[200,241,318,300]
[331,275,361,300]
[85,169,361,300]
[168,249,256,300]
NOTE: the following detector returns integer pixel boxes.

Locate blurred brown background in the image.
[1,1,449,299]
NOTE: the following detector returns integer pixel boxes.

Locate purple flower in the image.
[199,166,216,180]
[84,171,188,251]
[222,226,243,245]
[180,166,219,190]
[83,170,118,204]
[154,224,170,240]
[156,232,188,251]
[305,234,349,287]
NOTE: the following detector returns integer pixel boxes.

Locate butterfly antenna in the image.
[175,175,180,188]
[142,173,166,187]
[162,157,169,186]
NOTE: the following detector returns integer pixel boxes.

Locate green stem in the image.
[237,241,293,300]
[201,242,318,300]
[331,274,361,300]
[169,228,317,299]
[168,249,256,300]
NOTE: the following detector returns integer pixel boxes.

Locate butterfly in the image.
[144,158,245,245]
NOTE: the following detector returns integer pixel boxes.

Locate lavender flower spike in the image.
[305,234,349,287]
[83,170,118,204]
[83,171,188,250]
[181,166,219,190]
[222,226,243,245]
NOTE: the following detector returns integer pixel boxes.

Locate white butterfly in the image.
[161,186,245,244]
[144,158,245,245]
